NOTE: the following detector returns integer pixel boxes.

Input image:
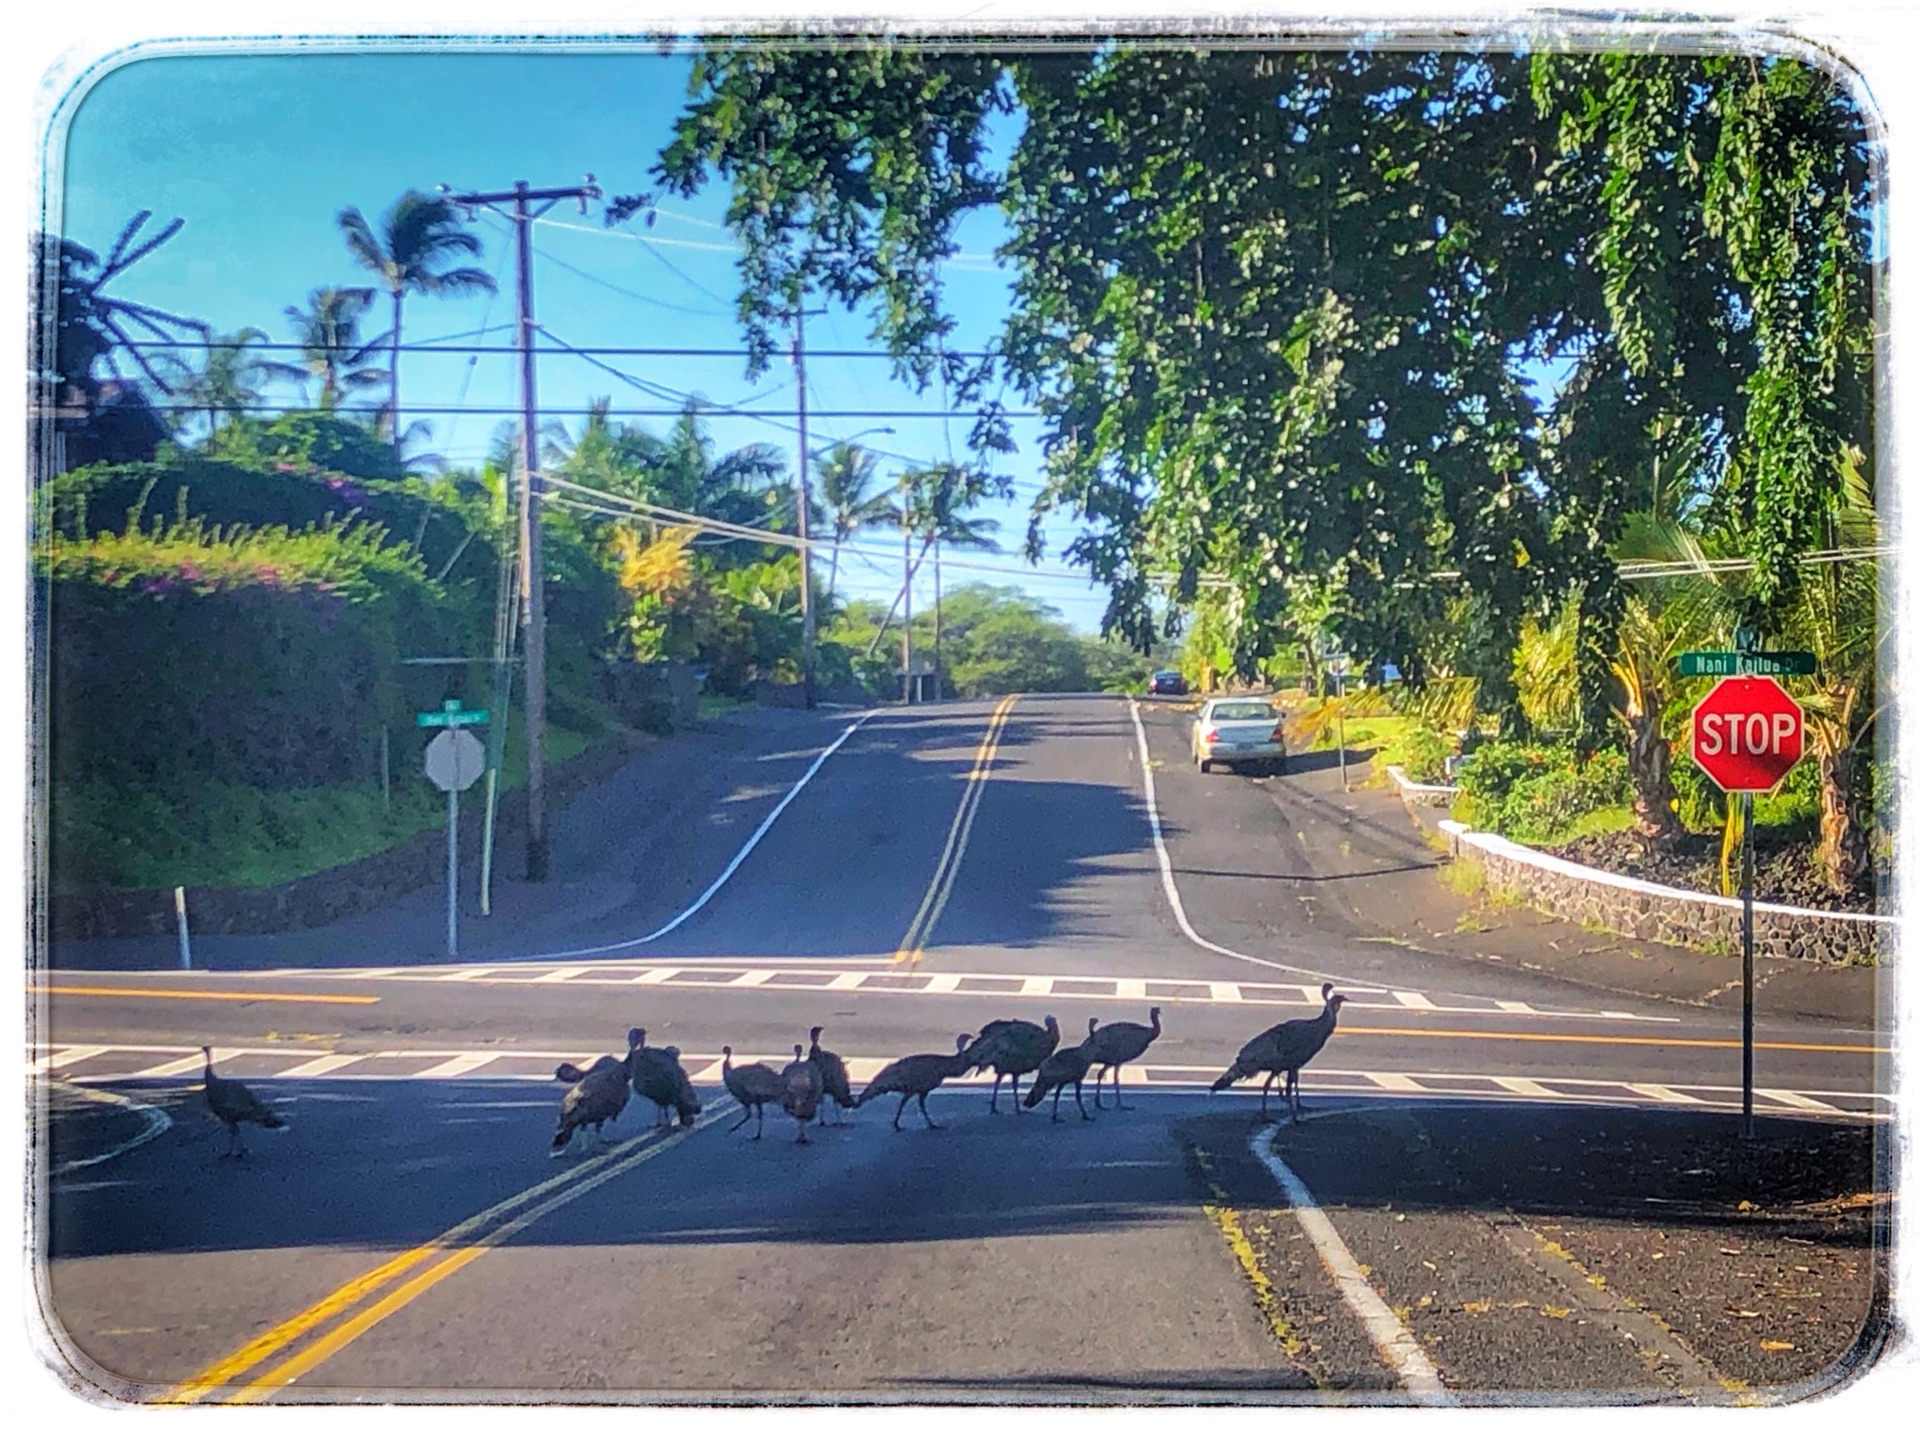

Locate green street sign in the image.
[1677,650,1817,678]
[416,699,492,728]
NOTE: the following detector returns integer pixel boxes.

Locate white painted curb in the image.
[1439,820,1896,927]
[1385,764,1459,801]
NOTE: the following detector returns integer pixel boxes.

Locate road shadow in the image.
[1187,1101,1887,1244]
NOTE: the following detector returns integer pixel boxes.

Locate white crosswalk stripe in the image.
[413,1053,499,1079]
[259,960,1678,1024]
[28,1044,1889,1118]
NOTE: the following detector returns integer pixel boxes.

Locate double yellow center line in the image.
[894,695,1018,966]
[162,1107,729,1403]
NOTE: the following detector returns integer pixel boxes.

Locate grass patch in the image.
[52,718,593,890]
[1444,854,1487,897]
[698,693,751,719]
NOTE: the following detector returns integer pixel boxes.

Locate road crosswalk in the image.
[28,1043,1888,1118]
[246,960,1682,1025]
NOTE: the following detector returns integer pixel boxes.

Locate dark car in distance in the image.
[1148,669,1189,696]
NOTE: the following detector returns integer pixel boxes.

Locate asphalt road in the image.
[32,696,1892,1404]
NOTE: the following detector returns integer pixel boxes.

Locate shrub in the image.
[1453,740,1631,843]
[43,518,468,791]
[1377,723,1452,784]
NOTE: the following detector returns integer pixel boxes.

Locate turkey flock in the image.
[193,987,1348,1159]
[543,983,1349,1153]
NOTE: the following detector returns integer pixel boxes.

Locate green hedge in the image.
[44,519,471,791]
[1453,741,1632,844]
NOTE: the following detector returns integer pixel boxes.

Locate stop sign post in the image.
[1689,673,1807,1137]
[420,701,490,957]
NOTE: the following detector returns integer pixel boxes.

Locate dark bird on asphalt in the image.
[1210,983,1347,1120]
[855,1034,974,1131]
[721,1045,786,1139]
[200,1046,288,1159]
[551,1029,641,1155]
[1023,1040,1096,1123]
[960,1014,1059,1113]
[809,1026,856,1125]
[780,1043,824,1144]
[629,1030,701,1129]
[1085,1007,1163,1110]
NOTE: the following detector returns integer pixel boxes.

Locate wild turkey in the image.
[960,1015,1059,1113]
[1084,1007,1163,1109]
[780,1044,824,1144]
[629,1032,701,1129]
[200,1046,288,1159]
[809,1026,855,1125]
[1023,1040,1096,1122]
[855,1034,974,1131]
[1210,983,1347,1120]
[721,1045,786,1139]
[551,1029,641,1155]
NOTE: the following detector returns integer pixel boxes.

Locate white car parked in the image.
[1191,696,1288,775]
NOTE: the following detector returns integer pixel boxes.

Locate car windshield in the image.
[1209,703,1273,721]
[1154,671,1181,680]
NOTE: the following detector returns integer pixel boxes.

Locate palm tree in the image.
[176,328,305,439]
[900,464,1000,700]
[337,190,495,440]
[1778,450,1881,896]
[283,287,389,414]
[814,441,894,602]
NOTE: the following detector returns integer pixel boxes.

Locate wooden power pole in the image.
[443,176,599,882]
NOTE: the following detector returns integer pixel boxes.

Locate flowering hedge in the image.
[43,519,472,790]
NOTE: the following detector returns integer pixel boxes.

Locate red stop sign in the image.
[1691,675,1805,793]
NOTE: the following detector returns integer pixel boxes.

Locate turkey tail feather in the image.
[1209,1063,1248,1092]
[1023,1075,1047,1109]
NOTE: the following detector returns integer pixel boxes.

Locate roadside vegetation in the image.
[37,45,1883,913]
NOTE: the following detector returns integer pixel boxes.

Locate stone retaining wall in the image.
[1440,821,1892,966]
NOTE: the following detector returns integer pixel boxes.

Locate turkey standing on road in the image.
[630,1032,701,1129]
[809,1026,856,1125]
[780,1043,824,1144]
[1023,1040,1096,1122]
[1084,1007,1163,1110]
[721,1046,785,1139]
[201,1046,288,1159]
[855,1034,974,1131]
[1210,983,1347,1120]
[960,1015,1059,1113]
[552,1029,641,1155]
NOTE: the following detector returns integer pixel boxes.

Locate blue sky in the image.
[54,47,1114,632]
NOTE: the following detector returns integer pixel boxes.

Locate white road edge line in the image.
[516,711,877,961]
[1250,1123,1455,1405]
[49,1080,173,1176]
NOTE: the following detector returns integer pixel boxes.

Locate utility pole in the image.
[902,516,915,705]
[791,306,824,708]
[443,176,599,882]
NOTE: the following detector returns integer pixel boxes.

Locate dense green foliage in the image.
[824,583,1122,698]
[1453,741,1632,845]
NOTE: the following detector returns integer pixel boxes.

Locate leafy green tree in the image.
[283,287,389,414]
[656,41,1874,755]
[337,190,496,440]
